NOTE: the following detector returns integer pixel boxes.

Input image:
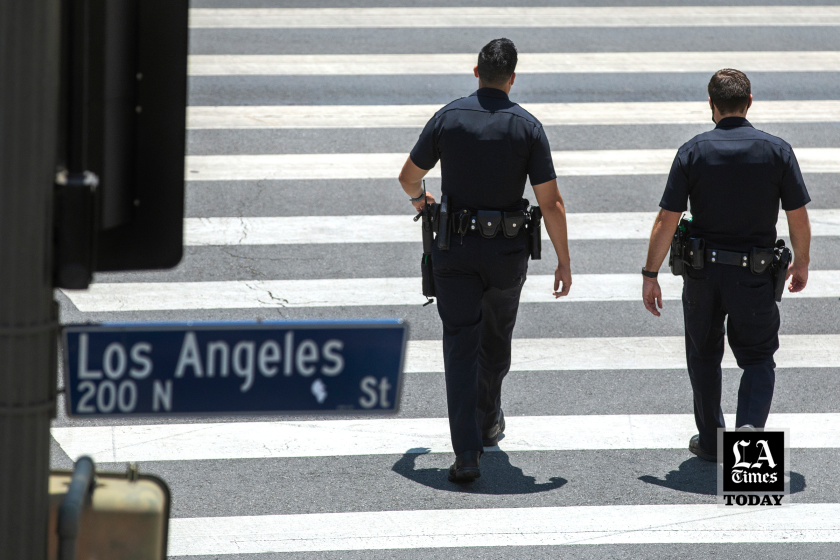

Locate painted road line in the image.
[188,52,840,76]
[184,149,840,180]
[187,101,840,129]
[182,213,661,245]
[61,271,840,312]
[51,413,840,463]
[168,504,840,555]
[403,334,840,374]
[189,6,840,29]
[183,210,840,245]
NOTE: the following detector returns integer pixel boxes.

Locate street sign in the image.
[62,321,407,417]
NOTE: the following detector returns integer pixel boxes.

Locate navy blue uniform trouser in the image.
[432,233,529,455]
[683,264,780,453]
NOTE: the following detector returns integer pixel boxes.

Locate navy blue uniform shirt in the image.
[660,116,810,252]
[410,88,556,211]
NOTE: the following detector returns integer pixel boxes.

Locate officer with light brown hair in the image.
[641,69,812,461]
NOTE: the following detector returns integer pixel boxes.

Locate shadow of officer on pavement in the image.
[639,457,806,496]
[392,448,567,494]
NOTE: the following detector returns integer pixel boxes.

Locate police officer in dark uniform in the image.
[398,38,572,482]
[641,69,812,460]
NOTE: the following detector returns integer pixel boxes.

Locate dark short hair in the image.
[477,38,517,86]
[708,69,751,114]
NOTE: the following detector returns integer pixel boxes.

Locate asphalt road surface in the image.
[52,1,840,558]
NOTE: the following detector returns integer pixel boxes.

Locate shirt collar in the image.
[471,87,510,101]
[715,116,753,129]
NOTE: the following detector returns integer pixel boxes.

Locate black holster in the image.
[529,206,542,260]
[771,240,792,302]
[421,253,435,297]
[669,216,691,275]
[420,202,438,298]
[437,195,451,250]
[688,238,705,269]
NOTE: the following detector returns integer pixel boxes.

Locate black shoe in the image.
[482,410,505,447]
[448,450,482,483]
[689,434,717,462]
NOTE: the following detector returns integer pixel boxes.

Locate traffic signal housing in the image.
[55,0,188,288]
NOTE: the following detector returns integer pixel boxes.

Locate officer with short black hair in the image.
[641,68,812,461]
[398,38,572,482]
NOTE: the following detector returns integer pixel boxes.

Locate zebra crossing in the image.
[188,6,840,29]
[167,504,840,555]
[188,52,840,75]
[183,148,840,180]
[52,1,840,558]
[177,210,840,245]
[186,100,840,128]
[51,413,840,463]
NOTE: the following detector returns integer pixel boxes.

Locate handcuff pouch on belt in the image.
[476,210,503,238]
[749,247,775,275]
[473,210,527,239]
[503,211,526,238]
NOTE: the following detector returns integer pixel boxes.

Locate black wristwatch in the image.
[641,268,658,278]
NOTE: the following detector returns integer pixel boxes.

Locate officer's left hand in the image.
[642,277,663,317]
[787,260,808,292]
[412,192,436,213]
[553,264,572,298]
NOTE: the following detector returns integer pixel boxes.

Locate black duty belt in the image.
[705,248,750,267]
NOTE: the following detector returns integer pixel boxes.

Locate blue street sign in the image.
[62,320,407,417]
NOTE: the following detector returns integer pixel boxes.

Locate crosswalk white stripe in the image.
[183,213,655,246]
[169,504,840,555]
[188,52,840,76]
[187,101,840,129]
[50,413,840,463]
[183,209,840,245]
[60,271,840,311]
[185,149,840,180]
[403,335,840,373]
[188,6,840,29]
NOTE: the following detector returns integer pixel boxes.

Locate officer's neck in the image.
[713,111,749,124]
[710,98,750,123]
[477,81,512,96]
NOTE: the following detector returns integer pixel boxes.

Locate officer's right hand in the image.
[642,277,663,317]
[553,264,571,298]
[412,191,436,213]
[787,260,808,292]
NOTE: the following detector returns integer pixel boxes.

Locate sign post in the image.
[63,321,408,416]
[0,0,62,557]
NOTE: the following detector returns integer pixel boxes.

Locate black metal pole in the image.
[0,0,62,557]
